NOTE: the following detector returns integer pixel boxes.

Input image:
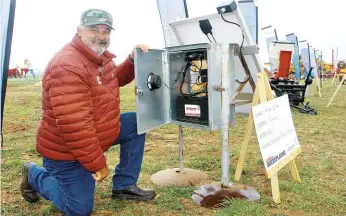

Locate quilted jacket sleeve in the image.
[116,57,135,86]
[48,64,106,173]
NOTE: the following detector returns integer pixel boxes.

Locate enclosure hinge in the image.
[214,85,225,92]
[135,86,143,97]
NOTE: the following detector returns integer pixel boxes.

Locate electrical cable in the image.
[205,35,212,43]
[162,73,194,91]
[220,13,241,28]
[180,62,192,94]
[191,59,204,85]
[184,57,208,97]
[160,63,194,92]
[220,13,254,86]
[199,19,214,44]
[191,61,201,73]
[210,33,217,43]
[236,75,250,84]
[161,80,179,91]
[196,58,204,85]
[220,13,244,51]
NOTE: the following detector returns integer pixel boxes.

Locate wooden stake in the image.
[234,81,260,182]
[327,75,346,108]
[289,160,301,183]
[271,173,281,203]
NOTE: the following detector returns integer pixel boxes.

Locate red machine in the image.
[268,41,295,80]
[272,50,293,80]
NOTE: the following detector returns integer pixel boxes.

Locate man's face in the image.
[77,24,111,56]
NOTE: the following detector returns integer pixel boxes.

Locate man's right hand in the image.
[92,166,109,182]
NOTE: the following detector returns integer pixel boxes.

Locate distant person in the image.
[20,8,154,216]
[24,58,35,78]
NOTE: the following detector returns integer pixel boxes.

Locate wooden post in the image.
[327,75,346,108]
[234,86,259,181]
[271,174,281,203]
[289,160,301,183]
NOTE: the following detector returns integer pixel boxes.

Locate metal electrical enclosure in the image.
[134,43,223,134]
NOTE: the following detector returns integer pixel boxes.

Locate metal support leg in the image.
[221,43,231,187]
[179,125,184,172]
[191,43,261,208]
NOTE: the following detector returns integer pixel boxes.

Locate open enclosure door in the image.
[134,48,170,134]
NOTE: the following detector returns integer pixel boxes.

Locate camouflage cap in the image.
[80,9,114,29]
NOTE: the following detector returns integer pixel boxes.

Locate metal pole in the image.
[183,0,189,18]
[331,49,335,85]
[332,48,338,85]
[179,125,184,172]
[321,52,324,85]
[221,43,231,187]
[1,0,17,148]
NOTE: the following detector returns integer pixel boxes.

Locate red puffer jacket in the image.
[36,34,134,172]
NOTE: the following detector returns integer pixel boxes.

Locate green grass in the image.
[1,78,346,215]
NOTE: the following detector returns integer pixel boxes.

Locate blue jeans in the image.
[29,69,35,78]
[28,112,146,216]
[24,69,35,78]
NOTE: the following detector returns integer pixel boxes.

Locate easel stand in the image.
[234,72,302,203]
[327,74,346,108]
[331,73,344,85]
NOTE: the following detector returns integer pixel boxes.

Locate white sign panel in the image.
[252,95,300,172]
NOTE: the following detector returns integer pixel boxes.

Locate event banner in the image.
[239,0,258,44]
[310,48,318,77]
[300,45,312,78]
[1,0,16,133]
[318,54,322,61]
[156,0,188,47]
[286,33,301,79]
[1,0,12,103]
[317,53,323,76]
[262,26,278,73]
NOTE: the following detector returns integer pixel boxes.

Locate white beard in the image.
[91,46,106,56]
[80,36,107,56]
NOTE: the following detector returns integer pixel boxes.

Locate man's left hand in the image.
[130,44,149,60]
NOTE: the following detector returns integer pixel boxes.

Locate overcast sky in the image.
[9,0,346,70]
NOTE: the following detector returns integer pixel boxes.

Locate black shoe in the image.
[112,185,156,201]
[20,162,40,203]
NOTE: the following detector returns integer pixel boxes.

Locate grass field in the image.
[1,78,345,216]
